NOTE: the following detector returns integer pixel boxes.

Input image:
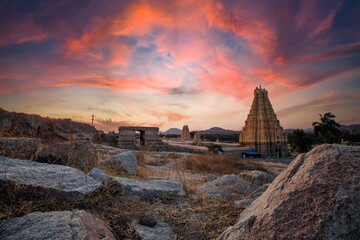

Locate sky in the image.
[0,0,359,132]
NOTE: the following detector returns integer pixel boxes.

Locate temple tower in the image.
[181,125,192,141]
[239,86,287,157]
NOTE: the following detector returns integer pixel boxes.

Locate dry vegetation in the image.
[0,139,287,239]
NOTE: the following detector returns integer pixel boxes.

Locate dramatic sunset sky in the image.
[1,0,359,132]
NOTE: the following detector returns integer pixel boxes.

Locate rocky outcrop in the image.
[0,157,101,199]
[0,210,116,240]
[197,174,261,199]
[36,141,97,172]
[0,137,40,160]
[219,145,360,240]
[0,108,96,144]
[181,125,192,141]
[103,151,137,174]
[114,177,185,199]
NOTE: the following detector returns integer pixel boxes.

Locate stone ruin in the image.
[117,126,164,150]
[239,86,288,157]
[181,125,192,141]
[193,133,202,146]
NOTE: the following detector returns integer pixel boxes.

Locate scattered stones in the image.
[134,220,173,240]
[139,213,157,227]
[36,141,97,172]
[197,174,258,199]
[219,145,360,240]
[0,210,116,240]
[88,167,110,183]
[0,137,41,160]
[239,170,273,186]
[113,177,185,199]
[103,151,137,174]
[0,157,101,199]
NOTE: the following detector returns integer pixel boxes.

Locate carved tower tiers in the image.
[239,86,288,157]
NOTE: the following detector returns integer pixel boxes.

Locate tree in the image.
[289,129,313,153]
[312,112,341,143]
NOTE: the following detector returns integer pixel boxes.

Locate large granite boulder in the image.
[0,137,41,160]
[197,174,259,199]
[36,141,97,172]
[0,157,101,199]
[219,145,360,240]
[0,210,116,240]
[103,151,137,174]
[114,177,185,199]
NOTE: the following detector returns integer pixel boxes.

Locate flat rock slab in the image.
[197,174,259,199]
[0,137,40,160]
[134,221,173,240]
[114,177,185,199]
[219,145,360,240]
[0,157,101,199]
[103,151,138,174]
[0,210,116,240]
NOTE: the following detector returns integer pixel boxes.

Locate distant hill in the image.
[341,124,360,134]
[198,127,240,135]
[163,128,181,135]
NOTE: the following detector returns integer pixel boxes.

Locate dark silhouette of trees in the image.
[312,112,341,143]
[289,129,313,153]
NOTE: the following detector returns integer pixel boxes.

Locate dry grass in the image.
[0,180,245,240]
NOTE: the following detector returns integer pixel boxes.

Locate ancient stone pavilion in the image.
[117,126,164,150]
[181,125,192,141]
[239,86,287,157]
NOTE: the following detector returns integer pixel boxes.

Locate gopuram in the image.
[117,126,164,150]
[239,86,288,158]
[181,125,192,141]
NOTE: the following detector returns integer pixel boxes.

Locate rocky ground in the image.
[1,138,359,239]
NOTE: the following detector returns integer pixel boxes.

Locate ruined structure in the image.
[239,86,287,157]
[117,126,164,150]
[181,125,192,141]
[193,133,203,146]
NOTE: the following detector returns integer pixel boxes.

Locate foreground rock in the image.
[36,141,97,172]
[114,177,185,199]
[197,174,260,199]
[0,157,101,199]
[0,137,40,160]
[219,145,360,240]
[103,151,137,174]
[0,210,116,240]
[134,220,173,240]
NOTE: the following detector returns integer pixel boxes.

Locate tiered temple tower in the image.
[181,125,192,141]
[239,86,287,157]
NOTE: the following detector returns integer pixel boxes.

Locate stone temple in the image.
[181,125,192,141]
[239,86,288,157]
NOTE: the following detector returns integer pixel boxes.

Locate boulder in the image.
[36,141,97,172]
[239,170,273,186]
[88,167,110,183]
[0,137,40,160]
[197,174,259,199]
[219,145,360,240]
[0,210,116,240]
[103,151,137,174]
[114,177,185,199]
[0,157,101,199]
[134,220,173,240]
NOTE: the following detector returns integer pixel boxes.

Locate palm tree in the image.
[312,112,341,143]
[290,129,313,153]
